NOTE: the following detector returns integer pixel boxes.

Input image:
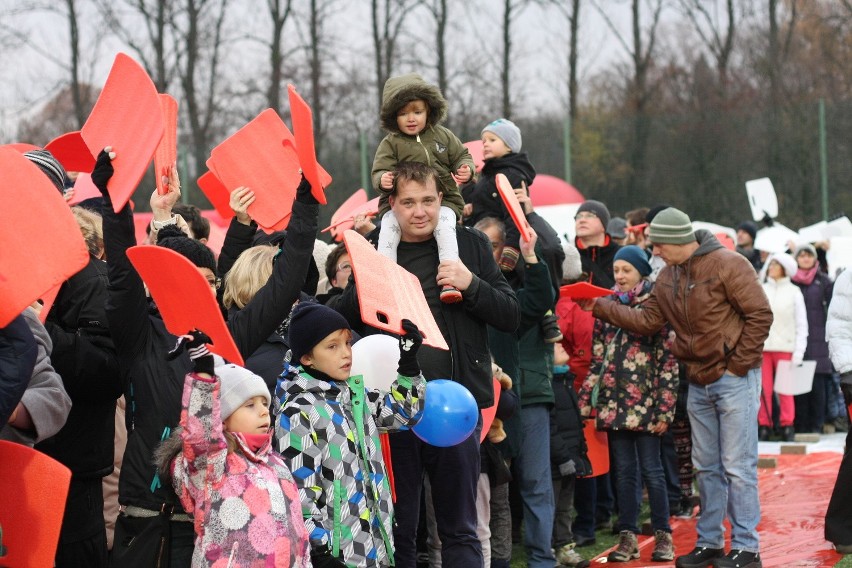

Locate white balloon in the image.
[350,334,399,391]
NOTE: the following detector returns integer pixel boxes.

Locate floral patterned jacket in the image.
[274,365,425,567]
[169,372,311,568]
[579,282,679,433]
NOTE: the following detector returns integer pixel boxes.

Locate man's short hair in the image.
[474,216,506,241]
[324,243,349,283]
[173,203,210,241]
[626,208,649,227]
[392,161,439,196]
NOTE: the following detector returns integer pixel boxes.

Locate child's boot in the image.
[440,286,463,304]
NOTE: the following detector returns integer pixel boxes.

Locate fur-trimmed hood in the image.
[380,73,448,132]
[153,426,183,478]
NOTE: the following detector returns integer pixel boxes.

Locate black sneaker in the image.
[714,549,762,567]
[674,546,724,568]
[541,312,564,343]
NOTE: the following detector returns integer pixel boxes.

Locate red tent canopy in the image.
[529,174,584,206]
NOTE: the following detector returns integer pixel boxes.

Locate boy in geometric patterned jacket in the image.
[156,330,311,567]
[274,302,426,568]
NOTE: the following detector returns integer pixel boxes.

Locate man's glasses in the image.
[574,212,598,221]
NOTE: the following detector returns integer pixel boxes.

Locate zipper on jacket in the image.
[333,479,342,558]
[416,133,431,165]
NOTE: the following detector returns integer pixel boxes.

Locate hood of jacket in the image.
[380,73,447,132]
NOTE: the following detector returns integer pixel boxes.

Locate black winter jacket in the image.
[0,314,37,430]
[550,370,591,478]
[575,235,621,289]
[464,152,537,249]
[103,197,317,512]
[334,226,520,408]
[37,256,122,478]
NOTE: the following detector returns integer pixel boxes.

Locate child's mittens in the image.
[167,329,214,376]
[558,459,577,477]
[397,319,423,377]
[498,246,520,272]
[487,417,507,444]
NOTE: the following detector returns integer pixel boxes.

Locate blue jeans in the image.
[518,404,556,567]
[688,369,761,553]
[609,430,671,534]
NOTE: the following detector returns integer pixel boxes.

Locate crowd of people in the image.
[2,71,851,568]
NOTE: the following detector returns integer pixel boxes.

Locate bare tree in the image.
[95,0,174,92]
[548,0,582,120]
[173,0,231,186]
[767,0,799,172]
[679,0,736,97]
[371,0,416,112]
[594,0,665,192]
[420,0,449,94]
[267,0,293,113]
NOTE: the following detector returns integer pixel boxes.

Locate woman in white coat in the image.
[759,253,808,441]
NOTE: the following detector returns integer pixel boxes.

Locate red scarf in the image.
[241,432,271,453]
[792,266,818,286]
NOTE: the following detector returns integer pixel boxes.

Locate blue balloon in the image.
[412,380,478,447]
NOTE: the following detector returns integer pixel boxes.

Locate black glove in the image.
[310,549,347,568]
[91,149,115,202]
[397,319,423,377]
[167,329,214,375]
[296,174,319,205]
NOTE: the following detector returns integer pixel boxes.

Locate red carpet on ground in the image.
[590,452,844,567]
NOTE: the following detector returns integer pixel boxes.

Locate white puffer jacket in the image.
[827,269,852,375]
[762,271,808,364]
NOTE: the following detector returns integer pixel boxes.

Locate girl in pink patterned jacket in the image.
[156,330,310,567]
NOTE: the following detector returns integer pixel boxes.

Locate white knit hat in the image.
[768,253,798,278]
[562,242,583,282]
[215,364,270,420]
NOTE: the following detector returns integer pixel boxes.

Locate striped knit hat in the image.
[648,207,695,245]
[24,149,68,193]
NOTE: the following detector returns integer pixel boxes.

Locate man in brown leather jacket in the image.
[580,208,772,568]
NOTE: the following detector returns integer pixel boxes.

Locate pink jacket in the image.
[171,372,311,567]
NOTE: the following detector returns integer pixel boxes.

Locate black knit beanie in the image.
[288,301,351,365]
[736,221,758,242]
[157,225,217,273]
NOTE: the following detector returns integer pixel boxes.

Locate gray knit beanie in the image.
[648,208,696,245]
[562,242,583,282]
[577,200,611,230]
[481,119,522,153]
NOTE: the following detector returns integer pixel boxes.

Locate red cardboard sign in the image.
[559,282,613,300]
[67,172,102,206]
[0,440,71,568]
[325,199,379,241]
[81,53,164,213]
[45,131,96,173]
[208,109,300,231]
[4,143,39,153]
[0,147,89,327]
[197,171,233,220]
[127,246,244,366]
[325,189,367,233]
[580,420,610,477]
[343,230,448,350]
[287,84,331,204]
[154,94,178,195]
[463,140,485,173]
[479,378,501,443]
[495,173,531,243]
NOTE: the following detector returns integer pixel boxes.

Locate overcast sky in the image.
[0,0,699,142]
